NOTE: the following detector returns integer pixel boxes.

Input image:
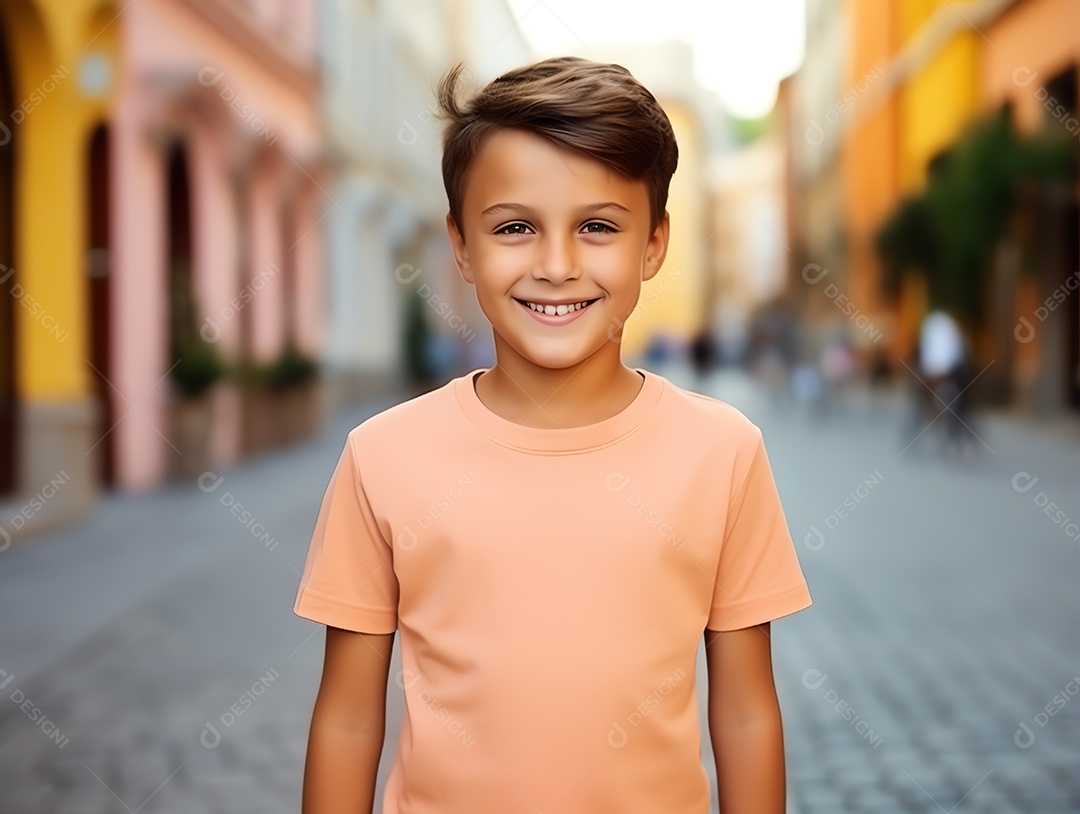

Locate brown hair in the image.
[435,56,679,235]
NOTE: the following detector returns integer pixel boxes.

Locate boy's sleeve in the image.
[706,428,812,631]
[293,432,399,633]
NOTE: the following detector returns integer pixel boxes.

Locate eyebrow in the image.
[479,201,632,218]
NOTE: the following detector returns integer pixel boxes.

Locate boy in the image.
[293,56,813,814]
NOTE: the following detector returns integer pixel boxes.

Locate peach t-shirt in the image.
[294,366,812,814]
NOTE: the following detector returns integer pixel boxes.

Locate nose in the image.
[532,232,580,284]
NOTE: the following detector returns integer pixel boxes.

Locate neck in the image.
[477,339,642,429]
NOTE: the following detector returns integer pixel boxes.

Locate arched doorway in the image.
[0,15,17,496]
[86,124,114,484]
[167,143,194,376]
[1039,66,1080,411]
[165,141,217,479]
[280,198,296,346]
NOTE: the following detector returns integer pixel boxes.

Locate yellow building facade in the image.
[841,0,996,364]
[896,0,983,193]
[0,0,116,542]
[621,100,709,360]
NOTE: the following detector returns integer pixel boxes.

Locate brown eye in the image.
[582,222,616,234]
[495,222,532,235]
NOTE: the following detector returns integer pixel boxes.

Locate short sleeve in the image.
[706,429,812,631]
[293,432,399,633]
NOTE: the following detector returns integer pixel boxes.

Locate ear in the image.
[445,211,474,284]
[642,210,670,283]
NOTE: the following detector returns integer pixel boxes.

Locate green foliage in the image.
[265,343,319,391]
[166,265,317,397]
[228,343,319,392]
[729,111,775,146]
[168,268,225,398]
[170,331,226,398]
[876,196,937,300]
[875,107,1073,322]
[403,285,432,383]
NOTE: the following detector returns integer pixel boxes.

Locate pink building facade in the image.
[110,0,326,489]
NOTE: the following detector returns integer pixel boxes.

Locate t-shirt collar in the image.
[454,366,664,453]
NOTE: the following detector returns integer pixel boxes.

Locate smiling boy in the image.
[293,56,813,814]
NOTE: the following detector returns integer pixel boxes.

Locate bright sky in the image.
[505,0,806,119]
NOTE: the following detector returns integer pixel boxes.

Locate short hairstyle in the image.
[435,55,679,235]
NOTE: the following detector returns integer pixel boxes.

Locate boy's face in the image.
[445,127,669,373]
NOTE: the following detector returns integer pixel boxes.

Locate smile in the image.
[515,297,600,315]
[513,297,600,325]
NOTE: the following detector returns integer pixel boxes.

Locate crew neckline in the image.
[454,366,665,453]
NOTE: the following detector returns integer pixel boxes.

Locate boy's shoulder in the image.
[341,374,459,449]
[656,374,764,449]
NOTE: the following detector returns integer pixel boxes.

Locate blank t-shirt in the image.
[293,366,812,814]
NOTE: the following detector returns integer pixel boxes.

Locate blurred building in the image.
[779,0,849,369]
[842,0,990,372]
[569,40,724,362]
[318,0,531,405]
[785,0,1080,414]
[0,0,326,542]
[980,0,1080,413]
[708,132,789,363]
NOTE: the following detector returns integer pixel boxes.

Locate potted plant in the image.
[168,330,226,480]
[234,343,322,453]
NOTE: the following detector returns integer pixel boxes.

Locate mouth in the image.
[513,297,601,316]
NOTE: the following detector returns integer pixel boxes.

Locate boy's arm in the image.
[302,625,395,814]
[705,622,786,814]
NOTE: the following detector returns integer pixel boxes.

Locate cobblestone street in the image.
[0,366,1077,813]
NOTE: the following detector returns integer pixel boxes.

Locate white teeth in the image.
[524,299,592,315]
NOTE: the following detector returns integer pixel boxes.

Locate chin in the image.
[510,341,605,371]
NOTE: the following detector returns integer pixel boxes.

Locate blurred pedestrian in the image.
[910,308,975,456]
[818,331,854,416]
[690,326,716,381]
